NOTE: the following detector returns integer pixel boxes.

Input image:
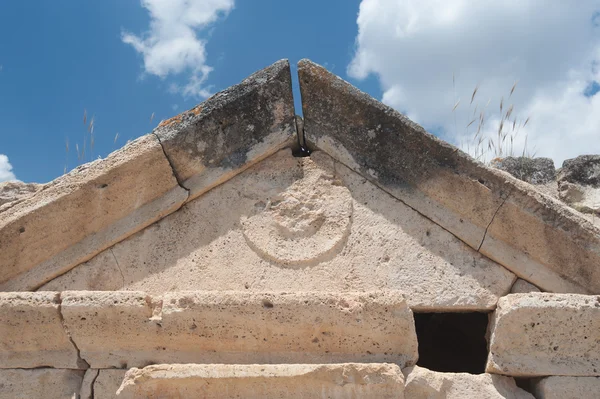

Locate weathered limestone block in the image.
[154,59,296,201]
[491,157,556,185]
[0,134,187,291]
[0,368,84,399]
[558,155,600,215]
[0,292,82,369]
[510,279,541,293]
[80,369,127,399]
[531,375,600,399]
[44,149,515,311]
[0,181,42,209]
[61,290,418,369]
[298,59,600,294]
[403,366,534,398]
[487,293,600,376]
[116,363,404,399]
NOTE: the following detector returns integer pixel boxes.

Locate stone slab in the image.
[0,292,82,369]
[403,366,534,398]
[487,293,600,376]
[61,290,417,369]
[116,363,404,399]
[0,368,84,399]
[0,134,187,291]
[42,149,515,311]
[154,59,296,201]
[298,59,600,294]
[531,376,600,399]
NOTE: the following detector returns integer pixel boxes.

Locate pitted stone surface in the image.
[487,293,600,376]
[298,59,600,294]
[0,292,81,369]
[116,363,404,399]
[43,149,515,311]
[154,59,296,201]
[60,290,417,368]
[403,366,534,398]
[0,134,187,291]
[0,368,84,399]
[531,375,600,399]
[241,154,352,264]
[0,181,42,209]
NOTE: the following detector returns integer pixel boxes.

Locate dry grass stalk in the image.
[455,77,534,162]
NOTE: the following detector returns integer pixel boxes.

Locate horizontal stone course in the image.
[0,292,82,369]
[487,293,600,376]
[116,363,404,399]
[60,290,417,369]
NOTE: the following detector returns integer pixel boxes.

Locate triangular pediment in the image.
[2,59,600,397]
[1,59,599,297]
[39,148,515,311]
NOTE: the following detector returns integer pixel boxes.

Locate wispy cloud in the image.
[0,154,16,182]
[349,0,600,164]
[122,0,234,98]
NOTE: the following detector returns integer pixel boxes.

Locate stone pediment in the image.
[1,59,598,296]
[1,59,600,398]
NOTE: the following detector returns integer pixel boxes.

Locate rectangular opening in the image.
[414,312,489,374]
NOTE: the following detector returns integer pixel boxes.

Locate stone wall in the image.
[2,291,599,397]
[1,60,599,398]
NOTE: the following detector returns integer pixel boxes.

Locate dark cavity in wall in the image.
[413,312,489,374]
[291,115,311,157]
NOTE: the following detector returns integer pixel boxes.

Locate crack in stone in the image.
[80,369,100,399]
[477,188,513,252]
[110,248,125,290]
[88,369,100,399]
[152,132,191,196]
[56,293,90,370]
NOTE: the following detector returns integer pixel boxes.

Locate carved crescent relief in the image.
[241,161,353,265]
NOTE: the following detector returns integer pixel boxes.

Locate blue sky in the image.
[1,0,600,183]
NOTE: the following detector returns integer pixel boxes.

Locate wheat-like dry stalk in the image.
[457,77,534,161]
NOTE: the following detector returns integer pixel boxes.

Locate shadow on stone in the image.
[414,312,489,374]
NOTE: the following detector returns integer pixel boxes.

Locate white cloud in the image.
[0,154,16,182]
[123,0,234,98]
[349,0,600,165]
